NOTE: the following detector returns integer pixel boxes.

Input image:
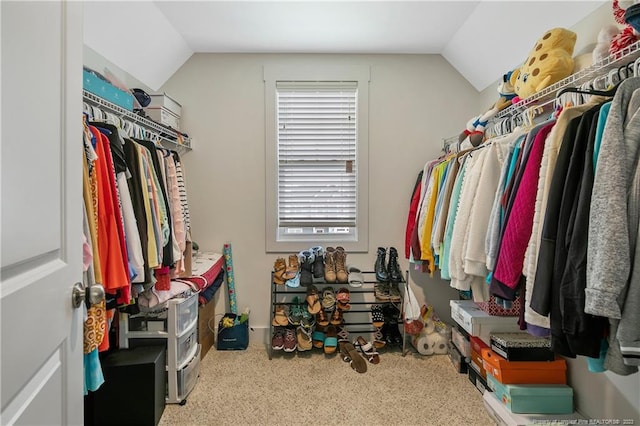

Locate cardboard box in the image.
[490,332,554,361]
[148,93,182,116]
[83,70,134,111]
[145,107,180,130]
[198,299,216,360]
[452,326,471,358]
[468,363,490,394]
[483,389,584,426]
[178,241,192,278]
[448,341,468,374]
[487,373,573,414]
[450,300,521,345]
[481,348,566,385]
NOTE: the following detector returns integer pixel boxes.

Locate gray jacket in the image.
[587,77,640,374]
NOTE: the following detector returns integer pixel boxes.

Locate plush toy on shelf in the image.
[509,27,577,104]
[458,70,516,147]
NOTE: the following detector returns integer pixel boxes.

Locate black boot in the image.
[311,247,324,282]
[299,250,314,286]
[388,247,402,283]
[375,247,389,283]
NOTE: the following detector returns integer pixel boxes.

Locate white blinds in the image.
[276,81,357,228]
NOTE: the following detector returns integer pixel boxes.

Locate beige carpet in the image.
[159,342,494,426]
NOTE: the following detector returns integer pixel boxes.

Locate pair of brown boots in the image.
[325,246,348,283]
[273,255,299,286]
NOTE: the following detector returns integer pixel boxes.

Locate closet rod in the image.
[494,40,640,121]
[83,90,192,153]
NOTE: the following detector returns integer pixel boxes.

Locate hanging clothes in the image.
[587,77,640,374]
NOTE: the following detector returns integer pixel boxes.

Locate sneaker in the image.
[272,328,284,350]
[283,328,297,352]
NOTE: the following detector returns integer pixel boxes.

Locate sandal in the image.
[323,325,338,354]
[273,257,287,285]
[316,309,329,327]
[312,325,326,349]
[373,327,386,349]
[300,309,316,330]
[354,336,380,364]
[272,304,289,326]
[287,296,303,325]
[371,304,385,328]
[297,326,313,351]
[306,285,321,314]
[330,307,343,325]
[339,341,367,373]
[321,287,336,310]
[336,326,350,343]
[336,287,351,311]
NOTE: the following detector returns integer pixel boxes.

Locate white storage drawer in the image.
[177,345,200,400]
[177,326,198,367]
[173,292,198,336]
[148,93,182,116]
[450,300,520,345]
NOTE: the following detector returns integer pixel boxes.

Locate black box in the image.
[490,332,554,361]
[448,340,468,374]
[88,346,166,426]
[468,363,490,394]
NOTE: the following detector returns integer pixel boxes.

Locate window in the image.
[264,65,369,252]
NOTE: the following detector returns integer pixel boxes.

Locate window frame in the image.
[264,64,370,253]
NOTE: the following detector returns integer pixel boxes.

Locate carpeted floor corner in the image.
[159,342,494,426]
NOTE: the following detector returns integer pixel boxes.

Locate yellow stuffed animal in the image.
[510,28,577,102]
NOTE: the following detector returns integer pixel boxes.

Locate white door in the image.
[1,1,84,425]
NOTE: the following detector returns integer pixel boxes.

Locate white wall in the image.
[159,53,480,334]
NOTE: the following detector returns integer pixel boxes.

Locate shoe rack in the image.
[267,271,408,360]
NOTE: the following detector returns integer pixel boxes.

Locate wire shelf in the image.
[83,90,191,152]
[494,40,640,120]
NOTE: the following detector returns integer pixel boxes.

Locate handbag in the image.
[217,313,249,350]
[403,281,424,335]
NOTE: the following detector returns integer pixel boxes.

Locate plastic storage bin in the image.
[176,346,201,400]
[452,326,471,358]
[175,293,198,336]
[177,326,198,367]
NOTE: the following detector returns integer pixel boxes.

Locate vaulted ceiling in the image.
[84,1,606,92]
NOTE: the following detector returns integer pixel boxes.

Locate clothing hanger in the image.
[556,78,621,98]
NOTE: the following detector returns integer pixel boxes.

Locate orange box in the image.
[470,350,487,379]
[481,348,566,385]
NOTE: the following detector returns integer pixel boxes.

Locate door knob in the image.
[72,282,106,309]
